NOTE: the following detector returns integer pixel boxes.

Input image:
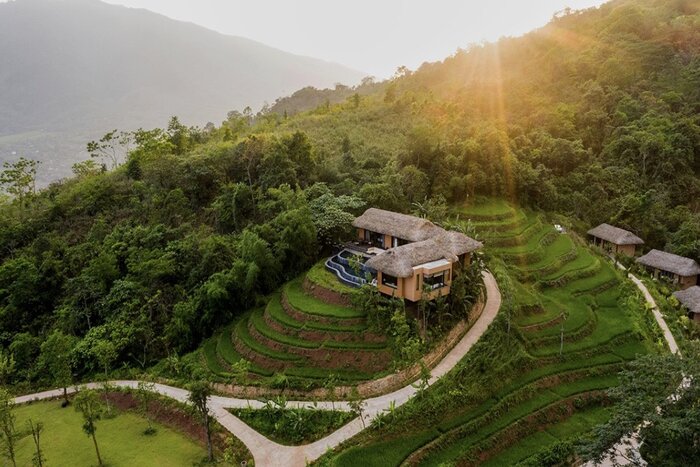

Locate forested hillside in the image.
[0,0,698,390]
[0,0,364,183]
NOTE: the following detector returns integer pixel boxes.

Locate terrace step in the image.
[264,297,385,344]
[483,217,543,247]
[281,282,366,326]
[244,309,391,373]
[537,257,601,289]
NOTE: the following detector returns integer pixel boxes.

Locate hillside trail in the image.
[583,262,680,467]
[15,271,501,466]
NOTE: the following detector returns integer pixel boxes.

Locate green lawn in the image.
[306,261,357,295]
[12,400,206,467]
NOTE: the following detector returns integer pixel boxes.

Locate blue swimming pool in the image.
[325,249,375,288]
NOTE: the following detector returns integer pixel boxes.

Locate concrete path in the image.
[628,274,679,354]
[586,266,681,467]
[14,271,501,467]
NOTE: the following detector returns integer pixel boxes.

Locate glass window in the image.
[381,273,398,289]
[371,231,384,248]
[416,273,421,291]
[424,271,447,290]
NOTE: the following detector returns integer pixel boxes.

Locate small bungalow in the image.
[636,249,700,290]
[327,208,482,301]
[365,230,482,302]
[352,208,443,249]
[673,286,700,323]
[587,223,644,257]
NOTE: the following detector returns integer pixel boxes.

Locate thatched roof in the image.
[352,208,443,242]
[365,231,482,278]
[636,249,700,276]
[587,223,644,245]
[674,286,700,314]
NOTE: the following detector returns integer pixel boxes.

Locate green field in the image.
[317,199,655,466]
[195,268,393,386]
[12,400,206,467]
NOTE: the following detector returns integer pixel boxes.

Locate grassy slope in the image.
[13,401,205,467]
[318,199,654,466]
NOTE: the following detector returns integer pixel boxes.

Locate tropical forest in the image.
[0,0,698,465]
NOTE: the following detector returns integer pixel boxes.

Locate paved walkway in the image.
[586,265,680,467]
[15,271,501,467]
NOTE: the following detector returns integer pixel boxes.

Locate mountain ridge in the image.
[0,0,365,181]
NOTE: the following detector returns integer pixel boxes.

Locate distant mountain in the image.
[0,0,365,183]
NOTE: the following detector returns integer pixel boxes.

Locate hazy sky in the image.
[23,0,607,78]
[95,0,607,77]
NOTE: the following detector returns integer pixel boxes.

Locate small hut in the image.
[673,286,700,323]
[636,249,700,289]
[587,223,644,257]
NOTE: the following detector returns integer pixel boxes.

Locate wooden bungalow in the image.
[352,208,444,249]
[587,223,644,257]
[636,249,700,290]
[337,208,482,302]
[673,286,700,323]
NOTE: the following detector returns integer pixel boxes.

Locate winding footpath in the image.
[14,271,501,467]
[585,264,680,467]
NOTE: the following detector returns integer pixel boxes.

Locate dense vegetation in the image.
[313,199,657,466]
[0,0,696,406]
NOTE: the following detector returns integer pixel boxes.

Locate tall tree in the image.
[38,331,76,406]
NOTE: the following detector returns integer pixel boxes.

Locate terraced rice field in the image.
[405,200,651,465]
[323,200,653,466]
[199,268,393,384]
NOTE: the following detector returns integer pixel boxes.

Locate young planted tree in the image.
[74,389,107,467]
[0,389,18,467]
[136,381,157,435]
[348,387,367,428]
[28,419,45,467]
[188,380,214,462]
[323,374,339,411]
[39,331,76,407]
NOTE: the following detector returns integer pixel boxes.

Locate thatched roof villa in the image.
[674,286,700,322]
[636,249,700,290]
[327,208,482,302]
[587,223,644,257]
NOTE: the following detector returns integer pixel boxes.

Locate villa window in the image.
[381,273,398,289]
[370,231,384,248]
[424,271,448,290]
